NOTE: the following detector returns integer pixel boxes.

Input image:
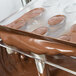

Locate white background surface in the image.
[0,0,22,21]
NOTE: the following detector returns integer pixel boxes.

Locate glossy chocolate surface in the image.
[0,8,76,76]
[0,25,76,56]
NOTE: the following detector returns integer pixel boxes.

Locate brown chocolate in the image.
[48,15,65,25]
[47,24,76,76]
[46,55,76,76]
[70,24,76,32]
[60,24,76,43]
[0,26,76,56]
[0,45,39,76]
[32,26,48,35]
[0,26,48,76]
[0,24,76,76]
[0,12,76,76]
[5,8,44,29]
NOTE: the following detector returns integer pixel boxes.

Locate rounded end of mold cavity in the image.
[45,15,66,37]
[47,15,66,32]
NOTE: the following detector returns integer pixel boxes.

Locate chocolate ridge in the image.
[0,26,76,56]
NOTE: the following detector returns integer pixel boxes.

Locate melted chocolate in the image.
[0,44,38,76]
[0,25,76,76]
[0,25,76,56]
[0,8,76,76]
[46,55,76,76]
[0,8,48,76]
[0,26,48,76]
[48,15,65,25]
[46,24,76,76]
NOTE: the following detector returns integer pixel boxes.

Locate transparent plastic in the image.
[0,0,76,76]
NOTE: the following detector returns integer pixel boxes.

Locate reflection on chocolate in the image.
[48,15,65,25]
[0,25,76,76]
[46,55,76,76]
[0,8,47,76]
[0,24,76,76]
[0,9,76,76]
[47,24,76,76]
[0,26,48,76]
[1,26,76,56]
